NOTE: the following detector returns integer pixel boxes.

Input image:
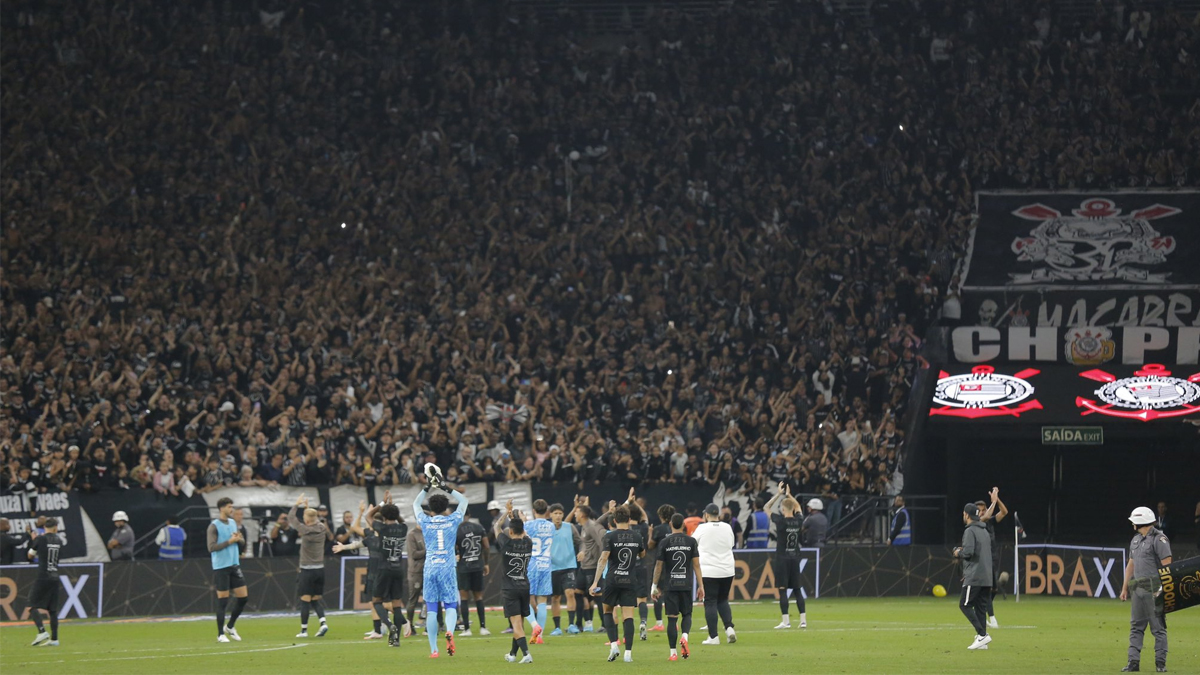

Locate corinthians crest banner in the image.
[928,363,1200,423]
[961,192,1200,327]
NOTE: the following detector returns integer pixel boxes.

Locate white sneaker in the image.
[624,651,633,663]
[800,613,807,628]
[42,640,59,647]
[987,616,999,628]
[316,624,328,637]
[701,636,720,645]
[365,630,378,637]
[480,627,492,636]
[774,620,791,629]
[505,654,517,663]
[224,626,241,642]
[460,629,472,637]
[296,631,309,638]
[726,626,737,643]
[968,634,992,650]
[519,654,533,663]
[217,634,231,643]
[31,632,50,646]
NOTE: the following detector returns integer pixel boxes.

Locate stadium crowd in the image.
[2,0,1198,515]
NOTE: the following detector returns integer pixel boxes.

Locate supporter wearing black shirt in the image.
[27,518,64,645]
[493,502,533,662]
[766,484,808,628]
[651,513,704,660]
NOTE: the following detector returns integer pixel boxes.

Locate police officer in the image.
[802,498,829,549]
[1120,506,1172,673]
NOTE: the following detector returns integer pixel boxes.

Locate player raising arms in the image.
[334,493,409,646]
[208,497,249,643]
[652,513,704,661]
[591,504,645,663]
[413,467,469,658]
[494,499,535,664]
[766,483,807,629]
[289,495,334,638]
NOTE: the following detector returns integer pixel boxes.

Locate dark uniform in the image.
[1127,526,1171,667]
[456,520,487,593]
[601,528,644,608]
[772,513,805,595]
[29,533,63,611]
[363,527,385,599]
[1,530,29,565]
[656,532,699,617]
[632,522,651,599]
[368,522,408,601]
[498,532,533,618]
[648,523,671,596]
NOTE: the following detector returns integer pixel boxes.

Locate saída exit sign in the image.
[1041,426,1104,445]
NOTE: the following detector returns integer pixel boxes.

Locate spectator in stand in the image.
[1,0,1196,506]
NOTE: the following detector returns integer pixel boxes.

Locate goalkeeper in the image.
[413,465,469,658]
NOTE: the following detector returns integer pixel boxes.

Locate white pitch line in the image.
[27,643,312,664]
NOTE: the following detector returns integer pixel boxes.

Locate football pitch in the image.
[2,597,1196,674]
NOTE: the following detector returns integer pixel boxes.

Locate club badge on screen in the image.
[930,365,1043,419]
[1077,364,1200,421]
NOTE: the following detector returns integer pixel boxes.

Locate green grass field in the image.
[2,597,1197,674]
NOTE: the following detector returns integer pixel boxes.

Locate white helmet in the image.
[1128,506,1156,526]
[112,511,129,522]
[807,498,824,511]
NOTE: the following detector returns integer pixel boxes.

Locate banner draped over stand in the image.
[961,191,1200,328]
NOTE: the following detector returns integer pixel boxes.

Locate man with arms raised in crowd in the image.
[767,483,808,629]
[27,517,64,647]
[208,497,249,643]
[652,513,704,662]
[494,499,534,663]
[289,494,334,638]
[456,513,490,636]
[412,468,469,658]
[590,504,644,663]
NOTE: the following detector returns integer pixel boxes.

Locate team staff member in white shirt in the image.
[692,503,737,645]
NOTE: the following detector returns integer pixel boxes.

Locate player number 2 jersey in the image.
[657,532,699,591]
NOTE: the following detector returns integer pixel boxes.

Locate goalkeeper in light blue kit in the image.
[524,499,556,643]
[413,467,468,659]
